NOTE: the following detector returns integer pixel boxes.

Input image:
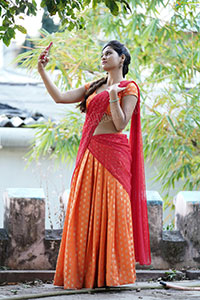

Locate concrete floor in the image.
[0,280,200,300]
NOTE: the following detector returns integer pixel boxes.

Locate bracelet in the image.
[109,97,119,103]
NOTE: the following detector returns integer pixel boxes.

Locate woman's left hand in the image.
[107,83,126,97]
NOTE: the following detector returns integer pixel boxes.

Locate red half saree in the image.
[53,80,151,289]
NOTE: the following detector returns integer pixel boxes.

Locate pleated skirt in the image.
[53,142,136,289]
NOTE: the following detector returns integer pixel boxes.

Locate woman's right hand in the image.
[38,49,49,73]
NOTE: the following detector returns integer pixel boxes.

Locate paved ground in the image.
[0,280,200,300]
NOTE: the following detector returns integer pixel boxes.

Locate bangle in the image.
[109,97,119,103]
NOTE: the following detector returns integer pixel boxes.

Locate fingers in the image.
[41,56,49,62]
[38,51,49,65]
[39,58,48,65]
[40,50,48,59]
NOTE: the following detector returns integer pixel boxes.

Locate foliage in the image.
[17,6,59,64]
[24,111,84,166]
[163,269,178,281]
[41,7,59,34]
[0,0,131,46]
[0,0,36,46]
[163,223,175,231]
[143,85,200,202]
[14,0,200,209]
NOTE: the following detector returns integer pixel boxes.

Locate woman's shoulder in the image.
[84,81,95,91]
[84,82,90,90]
[122,81,138,98]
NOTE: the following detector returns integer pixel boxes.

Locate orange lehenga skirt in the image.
[53,133,136,289]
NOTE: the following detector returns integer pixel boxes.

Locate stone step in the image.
[0,270,188,284]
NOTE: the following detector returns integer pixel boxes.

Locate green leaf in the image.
[15,24,27,34]
[0,0,9,8]
[92,0,98,9]
[3,27,15,46]
[119,0,132,13]
[166,115,177,134]
[104,0,119,16]
[2,34,11,46]
[40,0,47,8]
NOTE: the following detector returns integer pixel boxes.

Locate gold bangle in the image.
[109,97,119,103]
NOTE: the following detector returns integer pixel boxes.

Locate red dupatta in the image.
[71,80,151,265]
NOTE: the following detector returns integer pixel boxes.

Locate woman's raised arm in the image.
[38,47,86,104]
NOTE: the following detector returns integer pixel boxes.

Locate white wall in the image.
[0,146,74,229]
[0,142,185,229]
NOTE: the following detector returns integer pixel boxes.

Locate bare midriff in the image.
[92,84,122,136]
[93,113,121,136]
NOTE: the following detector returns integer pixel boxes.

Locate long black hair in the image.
[77,40,131,113]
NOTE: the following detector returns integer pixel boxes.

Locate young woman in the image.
[38,40,151,289]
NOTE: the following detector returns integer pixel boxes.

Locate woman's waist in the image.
[93,119,124,137]
[92,132,126,138]
[90,131,130,150]
[88,131,132,172]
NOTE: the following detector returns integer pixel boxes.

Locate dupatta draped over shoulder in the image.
[71,80,151,265]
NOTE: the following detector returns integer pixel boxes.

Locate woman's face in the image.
[101,46,122,71]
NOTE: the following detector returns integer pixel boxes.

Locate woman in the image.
[38,40,151,289]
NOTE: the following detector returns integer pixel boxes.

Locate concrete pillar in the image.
[146,190,163,268]
[0,228,8,267]
[174,191,200,267]
[3,188,51,269]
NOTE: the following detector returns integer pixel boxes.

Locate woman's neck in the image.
[107,73,124,86]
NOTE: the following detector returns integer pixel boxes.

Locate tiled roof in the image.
[0,68,76,121]
[0,103,48,127]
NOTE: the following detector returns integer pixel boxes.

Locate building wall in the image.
[0,143,185,229]
[0,146,74,229]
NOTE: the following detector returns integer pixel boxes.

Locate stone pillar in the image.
[0,228,8,267]
[3,188,51,269]
[146,190,163,268]
[174,191,200,268]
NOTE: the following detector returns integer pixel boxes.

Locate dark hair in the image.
[102,40,131,78]
[77,40,131,113]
